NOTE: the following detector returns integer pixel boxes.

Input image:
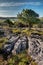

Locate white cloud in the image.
[0,2,42,7]
[0,10,14,12]
[0,10,8,12]
[0,10,17,17]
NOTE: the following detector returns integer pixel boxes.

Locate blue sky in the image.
[0,0,43,17]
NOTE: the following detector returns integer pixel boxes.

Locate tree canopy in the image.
[17,9,40,29]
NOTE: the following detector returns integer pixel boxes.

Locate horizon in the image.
[0,0,43,17]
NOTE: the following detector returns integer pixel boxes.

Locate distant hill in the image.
[0,17,17,20]
[0,17,18,23]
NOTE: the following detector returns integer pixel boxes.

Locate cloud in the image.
[0,11,15,17]
[0,2,42,7]
[0,10,17,17]
[0,10,14,12]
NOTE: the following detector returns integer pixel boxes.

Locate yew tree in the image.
[17,9,39,29]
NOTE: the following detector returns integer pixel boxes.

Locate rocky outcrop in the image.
[1,36,20,55]
[0,33,43,65]
[12,36,28,54]
[1,36,28,56]
[28,33,43,65]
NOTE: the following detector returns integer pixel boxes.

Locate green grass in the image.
[0,37,8,48]
[7,50,38,65]
[12,27,43,36]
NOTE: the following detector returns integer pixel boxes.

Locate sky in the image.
[0,0,43,17]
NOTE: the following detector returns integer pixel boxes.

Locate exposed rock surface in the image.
[28,33,43,65]
[0,33,43,65]
[1,36,28,55]
[12,36,28,54]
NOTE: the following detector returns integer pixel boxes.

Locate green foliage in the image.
[0,37,8,49]
[40,17,43,22]
[17,9,40,29]
[8,58,14,65]
[4,19,14,27]
[17,9,39,20]
[19,62,26,65]
[31,61,38,65]
[38,22,43,28]
[0,50,38,65]
[14,21,28,28]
